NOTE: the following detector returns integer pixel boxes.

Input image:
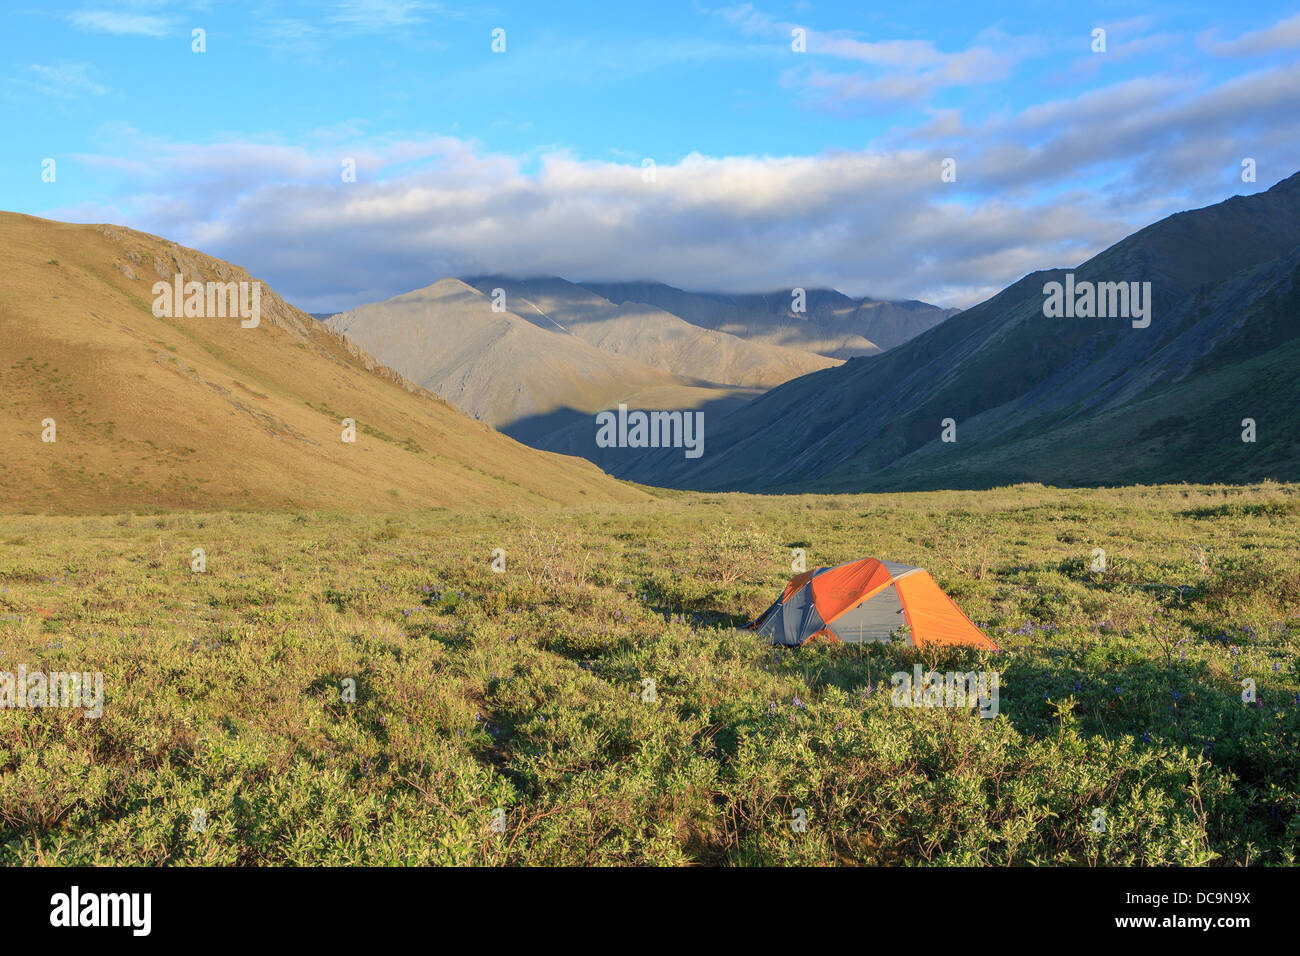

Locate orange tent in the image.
[748,557,998,650]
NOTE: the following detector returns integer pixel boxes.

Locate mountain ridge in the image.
[656,172,1300,491]
[325,272,954,472]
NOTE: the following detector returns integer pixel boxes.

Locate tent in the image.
[748,557,998,650]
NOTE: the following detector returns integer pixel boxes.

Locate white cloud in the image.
[68,9,174,37]
[328,0,439,31]
[47,133,1132,312]
[15,62,110,98]
[714,3,1035,107]
[1203,11,1300,56]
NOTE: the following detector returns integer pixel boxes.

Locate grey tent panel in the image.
[826,583,909,644]
[751,598,782,630]
[754,595,788,643]
[796,596,827,644]
[756,582,826,646]
[779,583,817,645]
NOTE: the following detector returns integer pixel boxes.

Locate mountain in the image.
[579,281,959,357]
[326,278,685,441]
[0,213,646,512]
[460,276,839,387]
[659,172,1300,492]
[326,276,840,467]
[325,274,957,480]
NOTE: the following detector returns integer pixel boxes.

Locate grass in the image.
[1,481,1298,865]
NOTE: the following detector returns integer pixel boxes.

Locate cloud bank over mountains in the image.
[25,7,1300,313]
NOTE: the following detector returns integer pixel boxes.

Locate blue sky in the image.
[4,1,1299,310]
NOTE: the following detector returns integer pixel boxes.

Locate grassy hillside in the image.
[1,482,1296,864]
[0,213,644,512]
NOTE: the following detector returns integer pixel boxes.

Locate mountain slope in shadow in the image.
[658,171,1300,492]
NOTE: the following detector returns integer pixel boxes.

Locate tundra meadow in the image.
[2,483,1296,866]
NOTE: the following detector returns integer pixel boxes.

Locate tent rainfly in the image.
[748,557,998,650]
